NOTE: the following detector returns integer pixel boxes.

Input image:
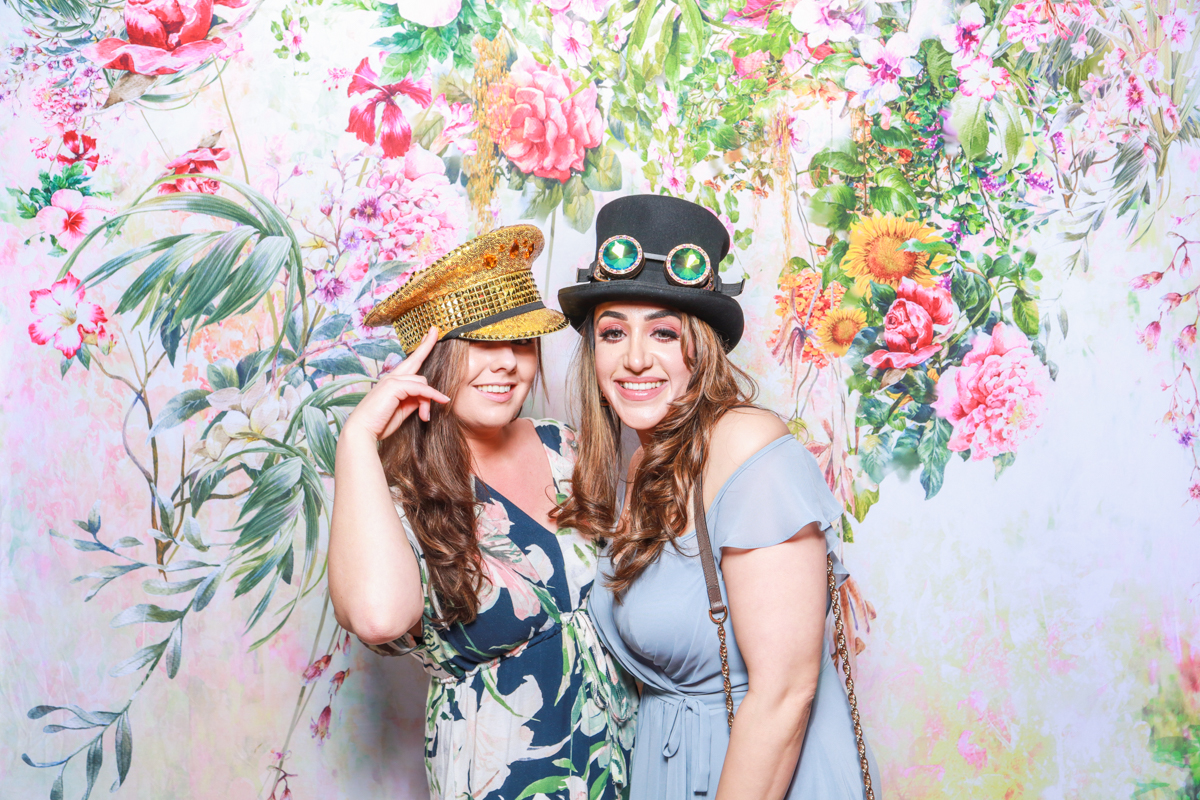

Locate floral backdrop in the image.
[1,0,1199,797]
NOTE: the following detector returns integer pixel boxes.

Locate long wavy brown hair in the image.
[379,338,543,627]
[557,311,757,597]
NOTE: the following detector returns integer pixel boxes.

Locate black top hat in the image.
[557,195,745,350]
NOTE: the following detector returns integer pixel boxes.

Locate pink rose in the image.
[864,277,955,370]
[932,322,1050,460]
[491,58,603,183]
[82,0,247,76]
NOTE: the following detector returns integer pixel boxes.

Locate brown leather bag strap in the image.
[692,475,726,619]
[692,475,735,729]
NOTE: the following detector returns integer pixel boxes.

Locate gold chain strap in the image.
[828,554,875,800]
[711,608,735,729]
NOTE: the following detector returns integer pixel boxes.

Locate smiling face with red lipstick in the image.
[592,301,693,442]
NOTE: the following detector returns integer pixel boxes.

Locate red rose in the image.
[863,277,955,370]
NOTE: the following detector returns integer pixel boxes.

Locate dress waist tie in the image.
[647,687,734,795]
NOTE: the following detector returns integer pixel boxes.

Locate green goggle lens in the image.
[666,245,711,286]
[599,236,642,275]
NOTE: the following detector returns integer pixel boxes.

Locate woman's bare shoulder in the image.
[704,407,789,496]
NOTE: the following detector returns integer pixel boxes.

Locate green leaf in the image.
[182,516,208,551]
[993,451,1016,478]
[869,187,915,216]
[629,0,659,50]
[871,121,914,149]
[679,0,707,55]
[147,389,210,439]
[111,603,186,627]
[352,339,405,361]
[515,776,569,800]
[874,167,920,212]
[84,234,189,288]
[922,40,954,88]
[83,736,102,800]
[110,640,168,677]
[115,233,222,317]
[859,432,893,484]
[810,183,857,230]
[709,123,742,151]
[918,417,953,465]
[950,94,989,161]
[809,149,865,177]
[143,577,206,595]
[192,568,223,612]
[207,235,293,326]
[1012,291,1039,337]
[851,485,879,523]
[302,407,339,474]
[164,624,183,679]
[582,145,622,192]
[308,348,368,376]
[240,458,304,519]
[176,226,257,321]
[562,175,595,233]
[313,313,351,342]
[919,459,946,499]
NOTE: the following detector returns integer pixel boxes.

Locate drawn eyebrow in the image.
[646,310,682,321]
[597,310,628,321]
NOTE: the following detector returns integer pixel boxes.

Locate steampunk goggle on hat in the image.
[557,194,746,350]
[364,224,568,355]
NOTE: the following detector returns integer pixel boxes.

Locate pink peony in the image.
[346,58,433,160]
[28,272,108,359]
[36,189,105,247]
[933,323,1049,460]
[490,58,603,183]
[82,0,247,76]
[864,278,955,370]
[158,146,230,194]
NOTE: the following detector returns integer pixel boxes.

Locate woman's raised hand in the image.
[345,327,451,442]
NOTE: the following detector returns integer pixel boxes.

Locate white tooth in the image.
[477,384,512,393]
[620,380,664,390]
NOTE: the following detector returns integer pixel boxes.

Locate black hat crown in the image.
[558,194,746,350]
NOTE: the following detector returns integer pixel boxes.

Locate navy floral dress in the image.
[364,419,637,800]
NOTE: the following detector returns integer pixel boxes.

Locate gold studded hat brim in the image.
[459,306,569,342]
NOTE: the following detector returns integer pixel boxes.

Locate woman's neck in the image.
[463,418,523,474]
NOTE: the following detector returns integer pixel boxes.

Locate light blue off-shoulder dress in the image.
[588,435,882,799]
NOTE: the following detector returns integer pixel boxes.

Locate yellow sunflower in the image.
[843,215,948,293]
[816,306,868,357]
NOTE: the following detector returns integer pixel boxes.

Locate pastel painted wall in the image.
[2,0,1199,798]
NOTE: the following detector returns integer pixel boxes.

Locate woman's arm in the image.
[701,408,827,800]
[328,328,449,644]
[714,523,828,800]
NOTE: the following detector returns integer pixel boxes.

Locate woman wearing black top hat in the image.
[556,195,881,799]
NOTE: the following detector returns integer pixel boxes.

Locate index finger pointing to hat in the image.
[395,326,439,375]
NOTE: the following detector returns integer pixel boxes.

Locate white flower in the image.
[192,379,306,470]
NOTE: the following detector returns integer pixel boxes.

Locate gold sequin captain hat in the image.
[364,224,568,354]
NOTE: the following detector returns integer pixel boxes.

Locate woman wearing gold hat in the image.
[557,195,881,799]
[328,226,635,800]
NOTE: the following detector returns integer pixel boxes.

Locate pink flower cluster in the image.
[941,4,1009,101]
[933,323,1050,460]
[1002,0,1096,53]
[490,58,603,183]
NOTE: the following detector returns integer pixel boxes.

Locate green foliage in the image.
[8,163,97,219]
[375,0,501,80]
